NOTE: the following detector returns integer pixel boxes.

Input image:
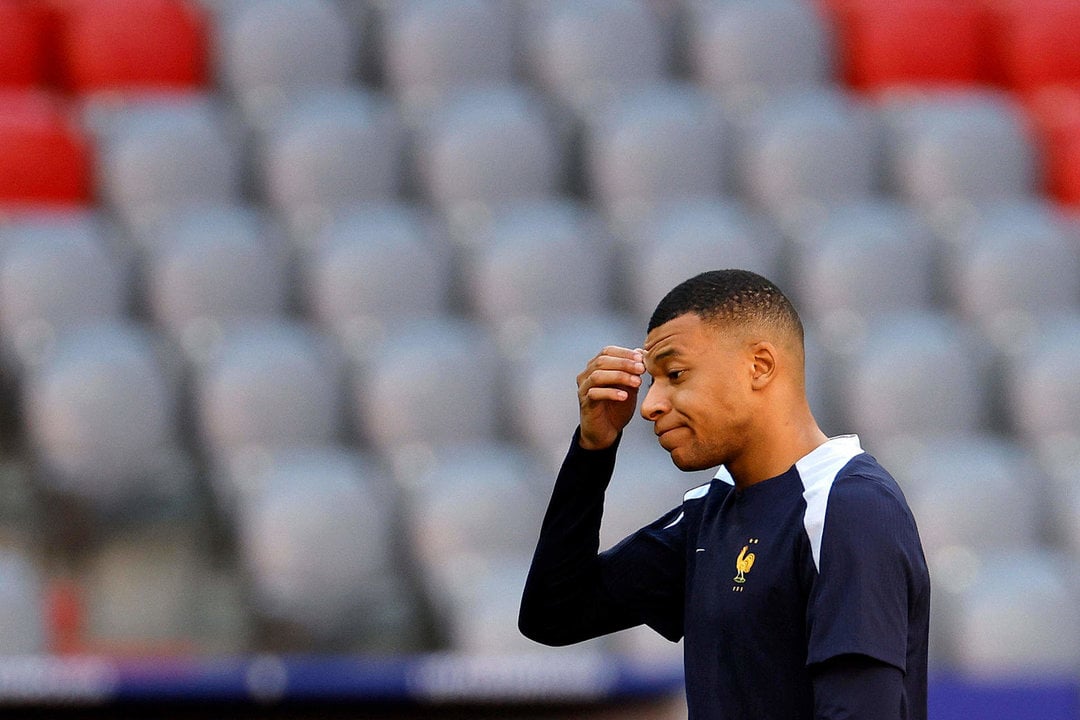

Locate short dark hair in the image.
[648,269,804,344]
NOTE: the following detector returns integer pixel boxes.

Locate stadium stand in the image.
[583,82,728,213]
[0,0,1079,715]
[0,90,91,205]
[687,0,834,100]
[379,0,516,118]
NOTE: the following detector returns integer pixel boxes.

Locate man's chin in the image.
[667,448,712,473]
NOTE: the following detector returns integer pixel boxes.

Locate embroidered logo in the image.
[733,539,759,584]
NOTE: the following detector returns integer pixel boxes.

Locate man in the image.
[519,269,930,719]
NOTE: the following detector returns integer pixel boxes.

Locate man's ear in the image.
[749,341,777,390]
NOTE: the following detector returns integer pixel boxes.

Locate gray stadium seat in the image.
[501,313,641,467]
[617,198,784,325]
[877,434,1046,553]
[80,522,244,654]
[687,0,834,103]
[142,205,289,362]
[234,447,415,650]
[88,95,243,231]
[788,200,938,340]
[942,201,1080,344]
[0,549,46,654]
[584,83,728,215]
[520,0,667,115]
[396,441,550,652]
[379,0,515,118]
[300,202,452,355]
[351,317,500,452]
[193,320,344,458]
[738,89,881,229]
[1036,437,1080,558]
[402,441,548,562]
[834,312,990,447]
[259,89,404,237]
[880,89,1037,211]
[0,212,125,373]
[939,550,1080,675]
[1003,314,1080,443]
[461,200,614,329]
[413,86,560,210]
[22,321,193,520]
[215,0,356,123]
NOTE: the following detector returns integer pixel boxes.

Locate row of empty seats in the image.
[1,0,1079,676]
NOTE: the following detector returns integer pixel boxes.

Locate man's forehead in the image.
[643,313,710,352]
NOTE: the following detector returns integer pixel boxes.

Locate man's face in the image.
[640,313,756,472]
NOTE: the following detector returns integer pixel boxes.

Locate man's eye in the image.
[668,370,685,381]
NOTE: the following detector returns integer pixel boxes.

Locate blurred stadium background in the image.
[0,0,1079,717]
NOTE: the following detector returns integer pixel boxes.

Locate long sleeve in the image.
[519,430,686,646]
[811,654,905,719]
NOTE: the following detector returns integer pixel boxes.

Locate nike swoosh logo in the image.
[696,548,706,553]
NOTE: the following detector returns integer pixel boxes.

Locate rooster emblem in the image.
[734,545,755,584]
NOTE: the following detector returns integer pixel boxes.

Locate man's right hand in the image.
[576,346,646,451]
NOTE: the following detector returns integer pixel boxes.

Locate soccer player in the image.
[519,269,930,720]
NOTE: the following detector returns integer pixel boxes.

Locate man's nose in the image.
[640,382,667,422]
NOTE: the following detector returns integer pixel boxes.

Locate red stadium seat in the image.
[0,91,92,204]
[0,1,49,87]
[821,0,989,91]
[984,0,1080,93]
[1024,84,1080,206]
[51,0,208,94]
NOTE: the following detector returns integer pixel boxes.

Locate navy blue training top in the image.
[520,432,930,720]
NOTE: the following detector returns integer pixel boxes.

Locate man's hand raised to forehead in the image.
[576,345,646,451]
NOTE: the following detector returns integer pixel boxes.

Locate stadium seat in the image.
[90,95,242,230]
[79,522,236,654]
[193,320,345,458]
[259,89,404,237]
[520,0,666,115]
[301,203,452,352]
[1025,84,1080,206]
[788,200,938,337]
[1036,437,1080,557]
[1002,314,1080,443]
[687,0,833,101]
[0,1,48,88]
[53,0,209,94]
[379,0,515,117]
[413,86,560,210]
[834,312,990,446]
[461,200,614,329]
[737,89,881,228]
[0,211,125,372]
[0,549,46,654]
[0,91,92,206]
[350,318,501,452]
[583,83,728,214]
[142,206,290,360]
[403,441,549,564]
[941,201,1079,343]
[233,447,415,650]
[985,0,1080,93]
[618,198,784,325]
[880,88,1037,209]
[879,435,1046,553]
[501,313,641,466]
[22,321,193,520]
[821,0,986,91]
[942,550,1080,675]
[214,0,355,123]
